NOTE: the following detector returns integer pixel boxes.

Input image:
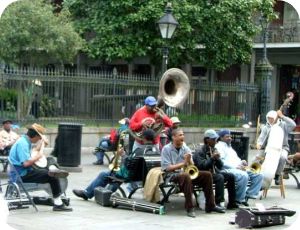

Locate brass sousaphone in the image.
[159,68,190,108]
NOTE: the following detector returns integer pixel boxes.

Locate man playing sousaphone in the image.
[129,96,173,153]
[256,110,296,185]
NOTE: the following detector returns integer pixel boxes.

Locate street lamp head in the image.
[157,3,179,39]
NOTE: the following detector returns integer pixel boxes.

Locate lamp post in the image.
[255,13,273,124]
[157,3,179,74]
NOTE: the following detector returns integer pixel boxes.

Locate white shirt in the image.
[215,141,242,169]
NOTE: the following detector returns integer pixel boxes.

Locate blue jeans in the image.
[83,171,119,199]
[222,168,263,202]
[95,137,110,162]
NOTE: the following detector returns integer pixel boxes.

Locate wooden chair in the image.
[262,174,286,199]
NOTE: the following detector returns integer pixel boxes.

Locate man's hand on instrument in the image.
[211,152,220,160]
[117,147,125,157]
[277,110,284,118]
[184,153,193,166]
[256,144,261,150]
[141,117,155,129]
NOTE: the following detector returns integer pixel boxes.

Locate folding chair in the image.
[4,161,38,211]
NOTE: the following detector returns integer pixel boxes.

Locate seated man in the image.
[129,96,173,153]
[193,129,238,210]
[161,128,225,218]
[73,147,127,200]
[215,129,263,206]
[0,119,19,155]
[93,118,129,165]
[9,123,72,212]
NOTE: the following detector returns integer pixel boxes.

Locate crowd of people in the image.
[1,95,298,219]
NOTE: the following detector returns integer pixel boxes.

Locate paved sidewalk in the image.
[1,148,300,230]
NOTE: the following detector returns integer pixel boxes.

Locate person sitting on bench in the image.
[73,147,126,200]
[8,123,72,212]
[161,128,225,218]
[0,119,19,155]
[93,118,129,165]
[215,129,263,206]
[193,129,239,210]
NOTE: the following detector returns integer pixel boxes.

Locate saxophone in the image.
[108,130,127,172]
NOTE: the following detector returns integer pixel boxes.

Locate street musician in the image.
[161,128,225,218]
[193,129,238,210]
[129,96,173,153]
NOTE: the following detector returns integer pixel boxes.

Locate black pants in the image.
[213,172,236,205]
[21,168,61,198]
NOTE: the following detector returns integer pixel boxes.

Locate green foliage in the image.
[0,0,84,66]
[40,95,55,117]
[64,0,274,71]
[0,88,18,102]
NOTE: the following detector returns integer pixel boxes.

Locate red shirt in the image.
[129,106,173,144]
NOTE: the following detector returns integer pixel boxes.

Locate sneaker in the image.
[216,203,226,210]
[93,161,103,165]
[187,208,196,218]
[72,189,88,200]
[48,169,69,178]
[53,204,73,212]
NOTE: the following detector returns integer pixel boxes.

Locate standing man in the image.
[215,129,263,206]
[193,129,238,209]
[256,110,296,185]
[161,128,225,218]
[9,123,72,212]
[129,96,173,153]
[0,119,19,154]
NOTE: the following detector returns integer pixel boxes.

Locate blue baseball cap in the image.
[145,96,157,106]
[204,129,219,139]
[218,129,231,137]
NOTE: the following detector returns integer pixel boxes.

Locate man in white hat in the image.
[9,123,72,211]
[256,109,296,185]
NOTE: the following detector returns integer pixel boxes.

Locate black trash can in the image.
[231,131,249,161]
[57,123,83,167]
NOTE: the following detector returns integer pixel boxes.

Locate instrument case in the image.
[235,207,296,228]
[94,187,112,207]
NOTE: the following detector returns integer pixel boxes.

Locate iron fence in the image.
[0,68,260,127]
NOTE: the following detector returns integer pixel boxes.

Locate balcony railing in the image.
[254,21,300,43]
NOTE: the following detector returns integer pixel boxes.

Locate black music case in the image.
[94,187,112,207]
[235,207,296,228]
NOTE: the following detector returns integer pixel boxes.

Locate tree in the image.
[0,0,83,66]
[64,0,275,71]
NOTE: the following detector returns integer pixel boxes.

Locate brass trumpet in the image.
[184,164,199,180]
[245,162,262,174]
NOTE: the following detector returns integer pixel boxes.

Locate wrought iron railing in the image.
[254,21,300,43]
[0,68,260,127]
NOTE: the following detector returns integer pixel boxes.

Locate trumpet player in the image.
[161,129,225,218]
[193,129,238,210]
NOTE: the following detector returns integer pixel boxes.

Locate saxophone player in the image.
[193,129,238,209]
